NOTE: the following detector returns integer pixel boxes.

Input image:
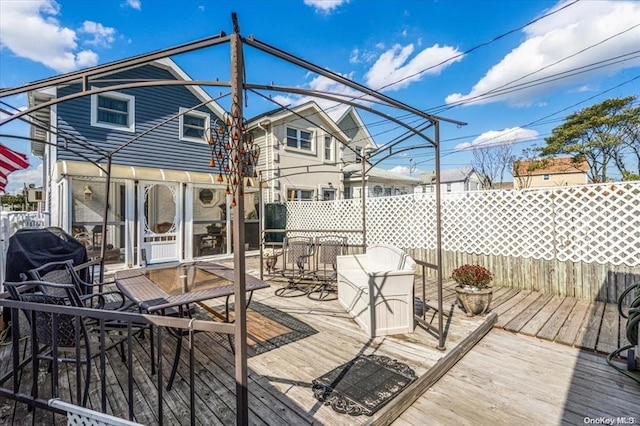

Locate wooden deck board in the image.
[595,302,620,354]
[394,330,640,426]
[519,295,564,337]
[575,302,605,350]
[536,297,577,342]
[496,292,542,328]
[555,298,590,346]
[503,294,554,332]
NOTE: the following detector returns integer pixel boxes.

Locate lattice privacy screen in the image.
[286,182,640,267]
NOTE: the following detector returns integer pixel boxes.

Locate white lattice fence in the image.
[285,182,640,267]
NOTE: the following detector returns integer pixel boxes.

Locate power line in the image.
[375,0,582,92]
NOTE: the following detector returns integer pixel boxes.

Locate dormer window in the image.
[90,90,135,132]
[180,108,210,142]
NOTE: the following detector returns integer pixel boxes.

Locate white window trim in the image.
[179,107,210,143]
[286,187,315,201]
[90,90,135,132]
[285,126,315,154]
[323,134,333,162]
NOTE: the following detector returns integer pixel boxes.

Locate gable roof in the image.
[246,100,349,142]
[514,156,589,176]
[419,167,477,184]
[343,163,421,184]
[332,106,377,148]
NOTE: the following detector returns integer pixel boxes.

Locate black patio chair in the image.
[308,236,347,301]
[275,236,316,297]
[28,259,130,311]
[3,280,135,407]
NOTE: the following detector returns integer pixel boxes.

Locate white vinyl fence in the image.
[285,182,640,301]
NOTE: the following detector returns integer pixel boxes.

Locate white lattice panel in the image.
[285,182,640,266]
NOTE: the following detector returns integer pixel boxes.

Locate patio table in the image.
[114,261,269,390]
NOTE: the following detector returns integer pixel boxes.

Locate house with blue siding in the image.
[28,58,260,266]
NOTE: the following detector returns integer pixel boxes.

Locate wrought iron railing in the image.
[0,293,225,425]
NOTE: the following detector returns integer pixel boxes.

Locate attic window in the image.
[180,108,210,142]
[90,90,135,132]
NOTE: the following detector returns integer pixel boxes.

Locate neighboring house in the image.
[342,164,421,198]
[513,157,589,189]
[332,107,421,197]
[248,101,349,202]
[419,167,483,193]
[28,58,262,267]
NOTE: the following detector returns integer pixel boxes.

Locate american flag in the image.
[0,144,29,193]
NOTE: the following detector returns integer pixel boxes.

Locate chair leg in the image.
[167,335,182,391]
[150,326,156,375]
[82,360,91,407]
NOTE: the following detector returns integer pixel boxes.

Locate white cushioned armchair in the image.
[337,244,416,337]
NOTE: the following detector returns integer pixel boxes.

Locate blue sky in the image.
[1,0,639,193]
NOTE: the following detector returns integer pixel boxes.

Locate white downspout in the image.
[257,120,272,202]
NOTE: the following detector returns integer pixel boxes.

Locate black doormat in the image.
[312,355,417,416]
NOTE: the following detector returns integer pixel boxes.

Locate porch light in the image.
[83,185,93,201]
[205,100,259,207]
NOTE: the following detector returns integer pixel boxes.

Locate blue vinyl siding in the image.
[56,64,223,173]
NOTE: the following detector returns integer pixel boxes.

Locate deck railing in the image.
[0,294,225,425]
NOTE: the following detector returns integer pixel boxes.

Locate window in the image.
[322,189,336,200]
[324,135,333,161]
[180,108,210,142]
[286,127,312,151]
[373,185,383,197]
[355,146,362,163]
[287,189,314,201]
[543,174,550,181]
[91,91,135,132]
[446,183,452,192]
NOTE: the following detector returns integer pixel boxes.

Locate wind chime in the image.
[206,98,260,207]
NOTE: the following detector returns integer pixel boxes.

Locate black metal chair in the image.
[4,280,133,407]
[275,236,316,297]
[308,236,347,301]
[28,259,130,311]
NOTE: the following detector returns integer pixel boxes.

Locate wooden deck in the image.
[1,259,637,425]
[0,263,491,425]
[394,330,640,425]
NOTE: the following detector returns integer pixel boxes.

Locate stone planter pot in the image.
[455,286,493,317]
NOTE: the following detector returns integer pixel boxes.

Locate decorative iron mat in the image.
[312,354,417,416]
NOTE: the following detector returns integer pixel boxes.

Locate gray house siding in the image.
[56,64,222,174]
[338,113,370,164]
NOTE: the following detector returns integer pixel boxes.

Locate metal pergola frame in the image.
[0,13,462,425]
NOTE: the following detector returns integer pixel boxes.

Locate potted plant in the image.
[451,264,494,316]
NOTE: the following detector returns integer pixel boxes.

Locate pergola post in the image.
[230,13,249,426]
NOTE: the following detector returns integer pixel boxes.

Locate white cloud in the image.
[446,0,640,107]
[387,165,410,175]
[6,164,43,195]
[303,0,348,13]
[364,43,464,91]
[455,127,539,151]
[125,0,141,10]
[269,73,373,120]
[79,21,116,47]
[0,0,101,72]
[349,48,360,64]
